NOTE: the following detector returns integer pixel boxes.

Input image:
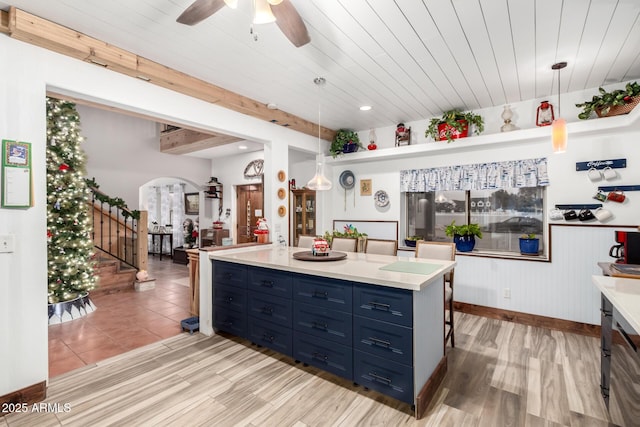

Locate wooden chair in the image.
[415,241,456,348]
[331,237,357,252]
[297,235,315,249]
[364,239,398,256]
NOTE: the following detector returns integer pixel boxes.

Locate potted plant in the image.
[445,220,483,252]
[425,109,484,143]
[576,81,640,119]
[330,129,363,157]
[519,233,540,255]
[404,235,422,247]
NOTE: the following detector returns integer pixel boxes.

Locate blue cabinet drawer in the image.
[248,292,293,327]
[213,261,248,288]
[248,267,293,298]
[353,315,412,366]
[214,306,247,338]
[294,332,353,380]
[213,284,247,313]
[293,302,352,346]
[293,274,353,312]
[354,350,413,405]
[353,283,413,327]
[248,318,292,357]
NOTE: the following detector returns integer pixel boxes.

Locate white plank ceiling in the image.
[2,0,640,134]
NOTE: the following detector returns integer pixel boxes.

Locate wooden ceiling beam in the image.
[4,7,336,142]
[160,128,242,155]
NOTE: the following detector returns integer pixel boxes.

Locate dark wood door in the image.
[236,184,263,244]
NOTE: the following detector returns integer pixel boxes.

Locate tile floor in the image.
[48,255,191,378]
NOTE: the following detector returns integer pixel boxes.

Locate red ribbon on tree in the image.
[59,163,70,171]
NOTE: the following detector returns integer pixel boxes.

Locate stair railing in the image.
[87,185,148,271]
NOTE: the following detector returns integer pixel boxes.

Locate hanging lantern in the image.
[536,101,554,127]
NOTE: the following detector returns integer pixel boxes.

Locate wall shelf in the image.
[325,108,640,165]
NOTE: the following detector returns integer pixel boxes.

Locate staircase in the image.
[87,184,149,294]
[92,253,138,295]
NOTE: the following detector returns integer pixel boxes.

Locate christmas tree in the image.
[46,97,97,304]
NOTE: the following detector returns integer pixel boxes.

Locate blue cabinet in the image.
[212,260,418,408]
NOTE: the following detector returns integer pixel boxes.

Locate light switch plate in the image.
[0,234,15,253]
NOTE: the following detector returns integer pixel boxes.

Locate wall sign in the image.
[575,158,626,171]
[2,139,32,208]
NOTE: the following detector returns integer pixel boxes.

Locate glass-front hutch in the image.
[291,189,316,246]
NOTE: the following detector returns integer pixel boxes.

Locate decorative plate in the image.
[277,188,286,200]
[277,170,286,182]
[278,205,287,217]
[374,190,389,207]
[339,170,355,189]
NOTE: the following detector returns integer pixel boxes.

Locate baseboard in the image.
[0,381,46,407]
[415,356,447,419]
[454,302,601,337]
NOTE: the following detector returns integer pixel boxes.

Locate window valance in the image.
[400,157,549,192]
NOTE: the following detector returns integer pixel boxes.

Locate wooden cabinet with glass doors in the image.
[290,189,316,246]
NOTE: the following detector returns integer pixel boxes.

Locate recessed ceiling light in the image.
[238,144,248,150]
[359,105,372,111]
[267,103,278,110]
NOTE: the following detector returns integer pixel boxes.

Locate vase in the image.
[357,236,367,252]
[343,143,358,153]
[453,234,475,252]
[437,120,469,141]
[519,238,539,255]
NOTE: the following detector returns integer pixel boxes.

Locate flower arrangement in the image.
[576,81,640,119]
[322,224,367,244]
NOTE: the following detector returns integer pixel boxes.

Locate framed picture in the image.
[184,192,199,215]
[360,179,372,196]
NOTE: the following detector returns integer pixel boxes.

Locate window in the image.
[405,187,546,255]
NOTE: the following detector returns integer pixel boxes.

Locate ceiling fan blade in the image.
[177,0,226,25]
[271,0,310,47]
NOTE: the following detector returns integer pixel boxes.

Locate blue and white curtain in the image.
[400,157,549,192]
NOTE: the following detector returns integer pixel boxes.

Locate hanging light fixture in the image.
[551,62,568,153]
[307,77,332,191]
[253,0,276,24]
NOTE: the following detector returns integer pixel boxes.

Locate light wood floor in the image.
[3,312,636,426]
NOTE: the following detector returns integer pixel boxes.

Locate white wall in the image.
[78,105,212,209]
[322,107,640,325]
[0,35,319,397]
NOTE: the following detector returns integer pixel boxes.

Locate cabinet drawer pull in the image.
[369,301,391,311]
[261,280,274,288]
[224,272,233,279]
[312,321,328,331]
[369,337,391,348]
[261,306,274,315]
[312,290,329,299]
[222,320,233,326]
[263,334,275,343]
[227,297,234,302]
[312,352,328,362]
[369,372,392,385]
[601,349,611,358]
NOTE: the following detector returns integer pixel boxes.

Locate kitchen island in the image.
[199,245,455,418]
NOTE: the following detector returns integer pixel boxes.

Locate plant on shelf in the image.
[519,233,540,255]
[404,235,422,248]
[576,81,640,119]
[330,129,363,158]
[444,220,482,252]
[425,109,484,143]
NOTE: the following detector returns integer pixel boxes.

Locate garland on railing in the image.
[85,177,141,220]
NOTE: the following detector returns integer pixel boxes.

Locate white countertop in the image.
[593,275,640,333]
[209,245,456,292]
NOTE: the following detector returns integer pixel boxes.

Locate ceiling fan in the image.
[177,0,311,47]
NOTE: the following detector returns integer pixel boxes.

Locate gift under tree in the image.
[46,97,97,304]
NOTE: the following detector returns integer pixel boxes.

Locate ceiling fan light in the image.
[253,0,276,24]
[267,0,284,5]
[223,0,238,9]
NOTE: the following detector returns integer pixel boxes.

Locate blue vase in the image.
[343,143,358,153]
[454,234,475,252]
[519,238,539,255]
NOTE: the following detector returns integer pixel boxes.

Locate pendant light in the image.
[306,77,332,191]
[551,62,568,153]
[253,0,276,24]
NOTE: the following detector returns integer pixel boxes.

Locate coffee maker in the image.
[610,231,640,264]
